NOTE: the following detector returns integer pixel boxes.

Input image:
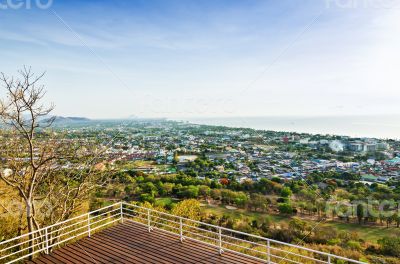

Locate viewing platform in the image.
[0,202,366,264]
[26,221,259,264]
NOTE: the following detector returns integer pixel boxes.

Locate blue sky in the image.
[0,0,399,118]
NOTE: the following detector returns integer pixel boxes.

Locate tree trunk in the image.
[26,200,35,260]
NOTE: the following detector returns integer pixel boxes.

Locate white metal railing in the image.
[0,202,367,264]
[120,202,366,264]
[0,202,121,264]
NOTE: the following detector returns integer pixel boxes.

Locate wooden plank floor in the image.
[27,221,263,264]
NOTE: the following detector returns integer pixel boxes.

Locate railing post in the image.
[147,209,151,232]
[218,227,223,255]
[179,217,183,242]
[267,240,270,263]
[120,202,124,223]
[328,255,331,264]
[87,213,91,237]
[44,227,49,254]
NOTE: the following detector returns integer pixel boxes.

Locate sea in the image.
[182,115,400,140]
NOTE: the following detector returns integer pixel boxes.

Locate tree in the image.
[199,185,211,198]
[280,187,292,198]
[177,185,199,199]
[356,203,366,225]
[142,182,158,196]
[172,199,201,221]
[278,203,294,214]
[173,152,179,164]
[219,178,229,185]
[395,213,400,228]
[387,214,397,228]
[0,67,104,253]
[139,193,155,203]
[288,217,311,238]
[160,182,174,196]
[248,193,268,212]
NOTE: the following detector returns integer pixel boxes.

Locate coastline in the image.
[178,115,400,140]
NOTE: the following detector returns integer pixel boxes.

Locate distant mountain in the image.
[42,116,91,124]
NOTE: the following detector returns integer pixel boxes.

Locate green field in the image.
[324,221,400,242]
[202,204,400,242]
[202,204,287,223]
[155,197,181,208]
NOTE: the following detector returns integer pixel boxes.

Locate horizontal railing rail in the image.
[0,202,367,264]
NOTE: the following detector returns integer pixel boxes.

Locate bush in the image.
[378,237,400,257]
[172,199,201,221]
[139,193,155,203]
[278,203,293,214]
[309,244,363,262]
[154,197,173,208]
[346,240,362,251]
[368,255,400,264]
[280,187,292,197]
[177,185,199,198]
[312,226,338,244]
[327,238,341,245]
[269,229,295,243]
[277,197,288,203]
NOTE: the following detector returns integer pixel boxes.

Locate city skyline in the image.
[1,0,400,118]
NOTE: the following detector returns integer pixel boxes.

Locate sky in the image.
[0,0,400,119]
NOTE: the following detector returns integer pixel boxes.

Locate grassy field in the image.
[202,204,400,242]
[324,221,400,242]
[155,197,181,208]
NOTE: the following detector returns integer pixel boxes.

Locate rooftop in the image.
[0,202,366,264]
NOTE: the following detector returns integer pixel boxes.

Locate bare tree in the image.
[0,67,104,254]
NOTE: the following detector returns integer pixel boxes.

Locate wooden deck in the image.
[27,221,263,264]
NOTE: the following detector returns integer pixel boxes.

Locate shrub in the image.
[277,197,288,203]
[278,203,294,214]
[139,193,155,203]
[177,185,199,198]
[280,187,292,197]
[346,240,362,251]
[378,237,400,257]
[327,238,341,245]
[172,199,201,221]
[368,255,400,264]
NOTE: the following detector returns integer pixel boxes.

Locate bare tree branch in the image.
[0,67,104,256]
